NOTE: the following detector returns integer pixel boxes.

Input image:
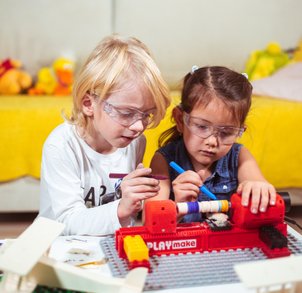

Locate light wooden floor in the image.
[0,212,38,239]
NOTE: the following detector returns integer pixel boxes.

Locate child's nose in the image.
[128,118,145,132]
[205,132,219,146]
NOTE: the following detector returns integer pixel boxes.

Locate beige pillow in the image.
[252,62,302,101]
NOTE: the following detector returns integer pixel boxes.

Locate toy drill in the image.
[115,193,290,270]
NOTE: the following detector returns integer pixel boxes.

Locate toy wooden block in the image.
[0,217,147,293]
[0,217,64,276]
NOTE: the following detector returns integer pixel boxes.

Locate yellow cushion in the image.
[0,96,72,181]
[239,95,302,188]
[143,92,180,167]
[1,93,301,189]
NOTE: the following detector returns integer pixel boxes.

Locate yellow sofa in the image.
[1,93,302,189]
[0,96,72,181]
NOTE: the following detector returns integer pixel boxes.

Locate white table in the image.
[49,226,302,293]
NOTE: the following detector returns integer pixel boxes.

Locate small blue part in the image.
[187,202,199,214]
[217,199,222,212]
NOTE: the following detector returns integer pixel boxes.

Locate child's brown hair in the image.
[159,66,252,146]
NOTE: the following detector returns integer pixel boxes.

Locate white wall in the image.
[114,0,302,87]
[0,0,113,77]
[0,0,302,88]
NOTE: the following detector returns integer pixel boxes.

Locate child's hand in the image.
[237,180,276,214]
[172,170,203,202]
[117,163,160,225]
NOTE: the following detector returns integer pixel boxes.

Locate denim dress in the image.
[158,139,242,222]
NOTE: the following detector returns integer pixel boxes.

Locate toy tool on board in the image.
[115,192,290,271]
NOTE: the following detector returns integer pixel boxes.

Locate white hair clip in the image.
[241,72,248,79]
[191,65,199,74]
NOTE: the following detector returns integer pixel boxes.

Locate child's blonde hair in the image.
[69,34,170,129]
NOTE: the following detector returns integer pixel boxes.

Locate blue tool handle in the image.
[169,161,186,174]
[199,185,217,200]
[169,161,217,200]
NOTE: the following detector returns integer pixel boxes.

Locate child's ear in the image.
[173,106,184,133]
[82,93,94,116]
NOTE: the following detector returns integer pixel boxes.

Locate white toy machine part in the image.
[235,255,302,292]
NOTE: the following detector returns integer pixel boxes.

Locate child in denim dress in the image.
[147,66,276,223]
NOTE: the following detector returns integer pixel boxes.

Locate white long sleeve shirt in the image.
[39,122,145,235]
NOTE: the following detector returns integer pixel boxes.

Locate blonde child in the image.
[39,35,170,235]
[148,66,276,223]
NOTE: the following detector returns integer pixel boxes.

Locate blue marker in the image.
[169,161,217,200]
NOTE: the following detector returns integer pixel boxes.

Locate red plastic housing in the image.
[230,193,285,229]
[115,193,290,266]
